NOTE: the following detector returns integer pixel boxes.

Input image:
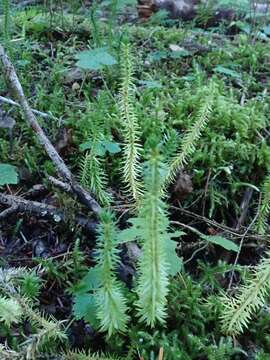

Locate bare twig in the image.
[48,176,72,194]
[0,44,101,215]
[227,194,262,290]
[0,193,97,233]
[235,188,254,231]
[202,168,211,217]
[171,205,270,241]
[171,220,206,237]
[24,184,47,199]
[0,96,57,120]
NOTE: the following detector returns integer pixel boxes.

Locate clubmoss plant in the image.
[220,251,270,335]
[95,211,130,336]
[119,42,143,202]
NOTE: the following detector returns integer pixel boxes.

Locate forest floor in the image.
[1,2,270,360]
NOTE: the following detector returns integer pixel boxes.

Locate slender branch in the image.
[0,95,57,120]
[235,188,254,230]
[0,193,97,233]
[0,205,18,219]
[0,44,101,215]
[227,194,262,290]
[171,205,270,241]
[48,176,72,194]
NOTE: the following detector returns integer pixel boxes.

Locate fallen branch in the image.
[0,204,18,219]
[0,95,57,120]
[171,205,270,241]
[0,193,97,234]
[48,176,72,194]
[0,44,101,215]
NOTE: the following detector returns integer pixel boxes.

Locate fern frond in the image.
[135,149,169,326]
[95,211,129,336]
[119,42,143,201]
[80,152,112,207]
[255,175,270,235]
[164,91,213,189]
[220,251,270,335]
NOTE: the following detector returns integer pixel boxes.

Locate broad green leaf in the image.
[101,0,136,9]
[181,75,196,81]
[138,80,162,89]
[170,230,186,238]
[0,164,18,186]
[117,227,144,244]
[149,9,170,23]
[148,51,168,62]
[80,140,92,151]
[202,235,239,252]
[214,66,241,79]
[165,240,182,276]
[263,25,270,35]
[95,143,106,156]
[103,140,121,154]
[75,267,102,293]
[73,293,99,327]
[127,217,144,227]
[76,47,117,71]
[170,50,190,58]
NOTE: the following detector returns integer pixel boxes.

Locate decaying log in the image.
[0,44,101,216]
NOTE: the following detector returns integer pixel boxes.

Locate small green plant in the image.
[3,4,270,358]
[255,174,270,235]
[95,211,130,335]
[119,42,143,202]
[0,267,66,358]
[64,350,123,360]
[119,147,182,326]
[1,0,11,41]
[20,270,42,299]
[130,148,170,326]
[73,211,130,336]
[164,83,214,189]
[220,251,270,336]
[79,104,115,207]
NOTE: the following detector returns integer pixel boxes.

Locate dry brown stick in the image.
[0,193,97,233]
[0,44,101,215]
